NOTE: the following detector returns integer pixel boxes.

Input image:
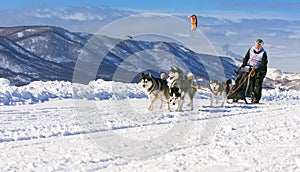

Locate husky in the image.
[209,79,235,107]
[140,72,170,111]
[168,66,197,111]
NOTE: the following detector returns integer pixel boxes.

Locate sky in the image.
[1,0,300,20]
[0,0,300,73]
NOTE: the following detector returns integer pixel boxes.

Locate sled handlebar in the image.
[236,65,254,73]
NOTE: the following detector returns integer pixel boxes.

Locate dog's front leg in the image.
[210,94,214,107]
[221,99,225,106]
[164,97,170,111]
[166,102,170,111]
[221,93,227,106]
[148,96,156,111]
[178,92,185,111]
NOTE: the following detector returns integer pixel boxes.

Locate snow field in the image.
[0,97,299,171]
[0,78,299,171]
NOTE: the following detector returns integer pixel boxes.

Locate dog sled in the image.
[227,65,255,104]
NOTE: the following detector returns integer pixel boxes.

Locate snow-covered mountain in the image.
[265,68,300,91]
[0,26,237,86]
[0,26,88,85]
[0,26,299,90]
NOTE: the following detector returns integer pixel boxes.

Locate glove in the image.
[241,67,245,72]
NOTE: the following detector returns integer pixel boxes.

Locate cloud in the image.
[173,32,190,38]
[225,31,239,37]
[288,34,300,39]
[217,1,300,10]
[264,32,277,37]
[35,8,105,21]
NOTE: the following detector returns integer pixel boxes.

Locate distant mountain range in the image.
[0,26,299,90]
[264,68,300,91]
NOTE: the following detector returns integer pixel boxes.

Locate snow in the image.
[0,78,299,106]
[0,78,299,171]
[17,32,24,38]
[0,78,145,105]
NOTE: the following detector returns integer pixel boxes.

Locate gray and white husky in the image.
[140,72,170,111]
[209,79,235,107]
[168,66,197,111]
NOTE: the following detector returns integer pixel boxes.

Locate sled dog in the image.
[140,72,170,111]
[168,66,197,111]
[209,79,235,107]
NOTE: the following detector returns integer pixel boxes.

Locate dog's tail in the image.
[225,79,235,95]
[187,72,195,85]
[226,79,235,86]
[160,73,167,80]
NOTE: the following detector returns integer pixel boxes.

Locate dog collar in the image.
[171,79,178,87]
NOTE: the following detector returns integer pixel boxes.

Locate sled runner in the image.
[227,65,255,104]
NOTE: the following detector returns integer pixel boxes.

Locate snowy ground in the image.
[0,95,299,171]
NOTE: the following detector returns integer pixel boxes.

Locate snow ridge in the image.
[0,78,145,105]
[0,78,299,106]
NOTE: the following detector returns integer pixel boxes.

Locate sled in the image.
[227,65,255,104]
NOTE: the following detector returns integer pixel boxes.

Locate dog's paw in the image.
[190,106,194,111]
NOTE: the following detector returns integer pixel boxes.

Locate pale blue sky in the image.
[1,1,299,72]
[1,0,300,19]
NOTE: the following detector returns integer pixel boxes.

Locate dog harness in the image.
[170,80,181,98]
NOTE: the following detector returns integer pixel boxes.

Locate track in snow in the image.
[0,98,299,171]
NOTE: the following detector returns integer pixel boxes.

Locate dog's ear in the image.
[141,72,145,77]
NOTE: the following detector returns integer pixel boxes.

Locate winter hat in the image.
[255,39,264,46]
